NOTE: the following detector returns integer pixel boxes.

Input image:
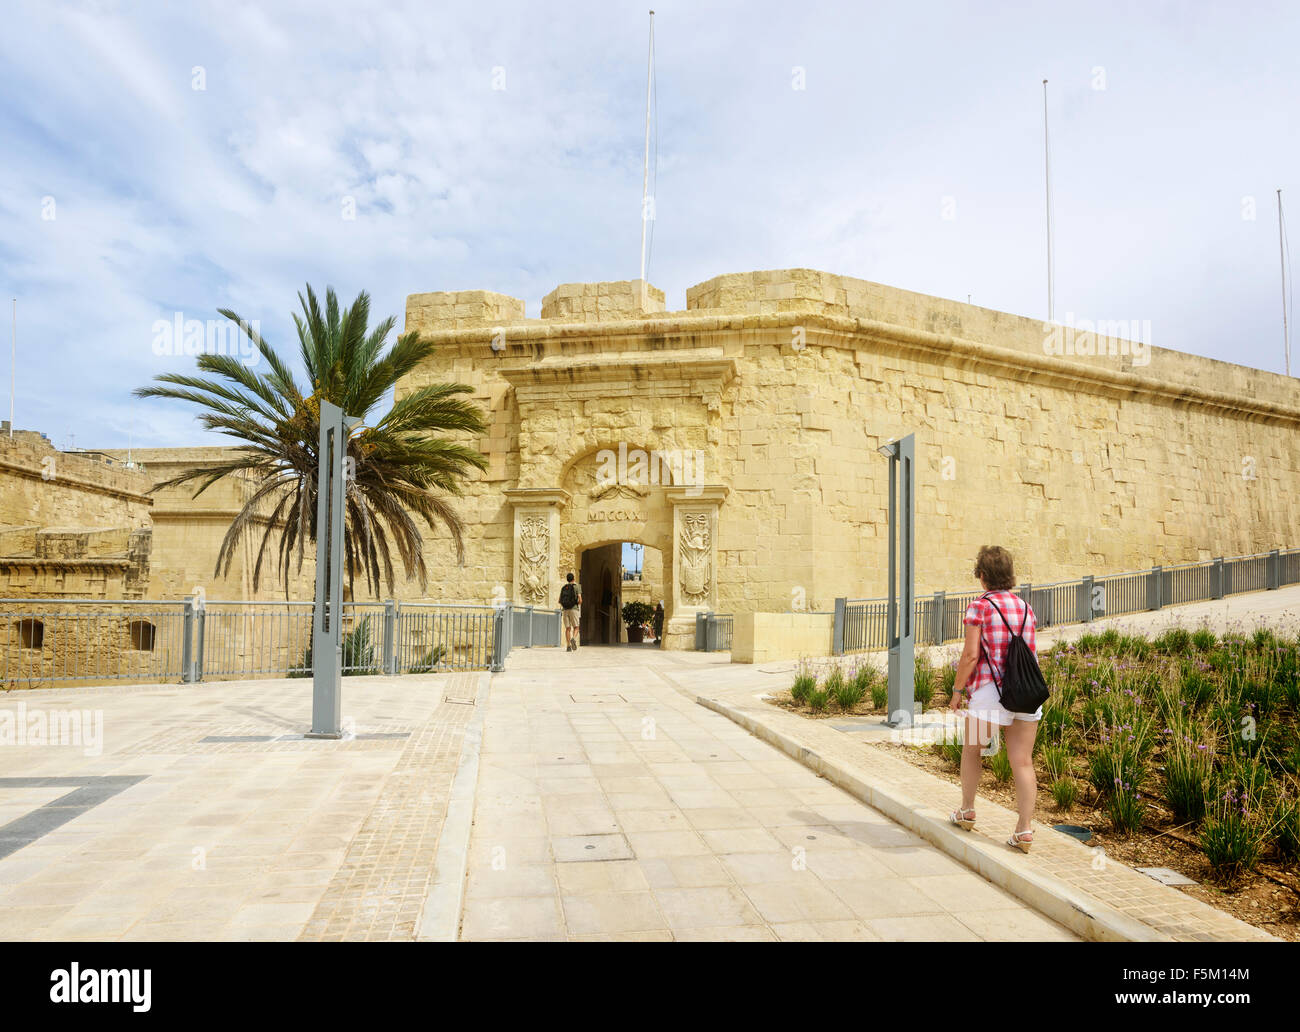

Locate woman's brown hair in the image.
[974,545,1016,590]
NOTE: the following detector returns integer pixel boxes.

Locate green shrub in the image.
[940,735,964,767]
[1041,742,1072,781]
[1087,733,1145,796]
[1191,627,1217,652]
[1200,788,1265,883]
[1270,795,1300,861]
[341,616,378,676]
[939,658,957,698]
[1051,777,1078,811]
[1074,632,1101,654]
[988,746,1013,784]
[870,677,888,710]
[1039,696,1072,742]
[832,675,865,712]
[824,665,846,698]
[853,663,879,698]
[1252,627,1278,652]
[1098,629,1121,650]
[407,644,447,673]
[1154,627,1193,655]
[913,655,936,709]
[1106,782,1147,834]
[807,688,829,713]
[1162,732,1212,822]
[1117,635,1152,661]
[791,663,816,703]
[289,616,377,678]
[1179,667,1216,710]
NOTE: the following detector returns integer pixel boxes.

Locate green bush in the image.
[1200,788,1265,883]
[1162,732,1212,822]
[807,688,829,713]
[913,654,936,708]
[832,674,865,712]
[853,663,879,697]
[408,644,447,674]
[791,665,816,704]
[1154,627,1193,655]
[1106,782,1147,834]
[1051,777,1078,811]
[1041,742,1071,781]
[620,600,655,629]
[291,616,378,677]
[1191,627,1217,652]
[939,735,964,767]
[870,677,888,710]
[1087,733,1145,797]
[1074,632,1101,654]
[1270,795,1300,861]
[824,665,845,698]
[939,658,957,699]
[988,746,1013,784]
[1179,667,1216,710]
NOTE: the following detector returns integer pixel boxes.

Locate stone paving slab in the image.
[457,645,1079,941]
[0,672,472,941]
[654,661,1277,942]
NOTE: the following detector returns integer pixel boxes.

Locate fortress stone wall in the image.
[399,268,1300,647]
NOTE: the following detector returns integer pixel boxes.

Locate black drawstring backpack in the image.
[978,593,1050,714]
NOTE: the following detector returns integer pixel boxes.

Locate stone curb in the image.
[696,694,1177,943]
[416,672,491,941]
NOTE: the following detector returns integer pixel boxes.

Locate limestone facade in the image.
[397,268,1300,648]
[0,431,153,599]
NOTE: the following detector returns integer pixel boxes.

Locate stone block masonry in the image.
[396,267,1300,647]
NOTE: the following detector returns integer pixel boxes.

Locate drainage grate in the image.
[568,693,627,704]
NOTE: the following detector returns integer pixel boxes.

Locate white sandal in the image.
[1008,829,1034,853]
[949,808,976,831]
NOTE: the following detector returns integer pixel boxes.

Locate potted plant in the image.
[621,600,654,643]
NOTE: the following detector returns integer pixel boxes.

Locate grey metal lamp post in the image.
[308,400,362,739]
[878,434,916,729]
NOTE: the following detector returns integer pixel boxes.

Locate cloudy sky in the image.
[2,0,1297,450]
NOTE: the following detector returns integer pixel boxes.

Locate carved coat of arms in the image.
[678,512,711,604]
[518,514,549,605]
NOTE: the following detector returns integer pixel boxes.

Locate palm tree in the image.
[136,285,488,597]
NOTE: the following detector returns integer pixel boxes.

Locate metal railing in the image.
[0,598,561,687]
[834,546,1300,654]
[695,611,733,652]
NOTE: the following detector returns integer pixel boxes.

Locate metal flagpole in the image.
[9,298,14,437]
[638,10,655,312]
[1043,79,1054,323]
[1279,189,1291,377]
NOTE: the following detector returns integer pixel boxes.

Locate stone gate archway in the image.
[504,444,727,649]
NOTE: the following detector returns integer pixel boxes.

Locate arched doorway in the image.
[577,540,665,646]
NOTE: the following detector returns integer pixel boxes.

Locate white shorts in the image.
[966,683,1042,727]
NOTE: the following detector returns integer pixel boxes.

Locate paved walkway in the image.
[458,645,1077,941]
[0,673,472,940]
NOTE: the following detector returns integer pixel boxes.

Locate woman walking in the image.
[947,545,1041,852]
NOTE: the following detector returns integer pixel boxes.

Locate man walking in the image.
[559,572,582,652]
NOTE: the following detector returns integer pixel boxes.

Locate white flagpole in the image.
[638,10,655,311]
[1043,79,1054,323]
[1278,189,1291,376]
[9,298,14,437]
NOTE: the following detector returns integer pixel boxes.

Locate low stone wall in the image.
[731,612,834,664]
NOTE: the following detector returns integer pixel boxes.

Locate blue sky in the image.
[2,0,1298,451]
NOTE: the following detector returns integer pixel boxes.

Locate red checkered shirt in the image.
[963,590,1037,695]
